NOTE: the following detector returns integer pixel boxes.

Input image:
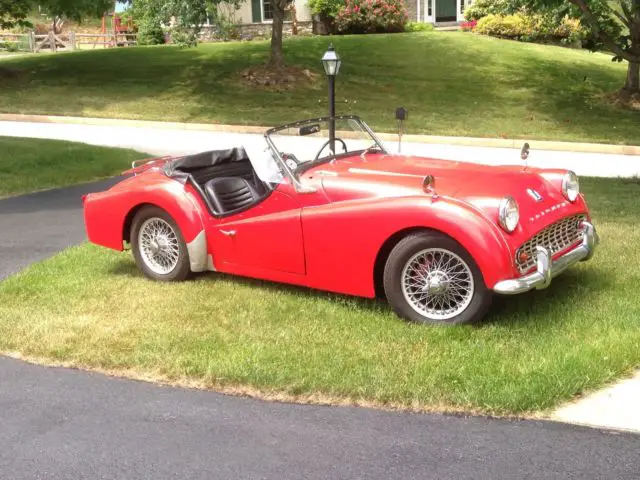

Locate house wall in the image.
[231,0,311,24]
[405,0,419,21]
[234,1,253,24]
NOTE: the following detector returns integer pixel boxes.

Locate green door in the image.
[435,0,456,21]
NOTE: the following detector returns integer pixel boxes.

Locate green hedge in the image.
[475,13,587,45]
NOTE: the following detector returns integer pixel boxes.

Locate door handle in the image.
[220,229,236,237]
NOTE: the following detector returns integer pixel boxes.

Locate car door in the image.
[207,184,305,275]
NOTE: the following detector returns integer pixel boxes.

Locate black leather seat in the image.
[204,177,261,215]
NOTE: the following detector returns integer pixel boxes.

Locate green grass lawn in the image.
[0,136,146,197]
[0,32,637,144]
[1,177,638,415]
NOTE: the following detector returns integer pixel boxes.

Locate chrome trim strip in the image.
[186,229,208,272]
[493,221,599,295]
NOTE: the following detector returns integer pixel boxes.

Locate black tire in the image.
[383,232,492,325]
[130,206,192,282]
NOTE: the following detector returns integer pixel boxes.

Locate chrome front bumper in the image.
[493,221,599,295]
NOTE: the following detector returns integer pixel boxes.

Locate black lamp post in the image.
[321,44,341,154]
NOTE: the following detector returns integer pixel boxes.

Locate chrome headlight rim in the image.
[562,171,580,203]
[498,196,520,233]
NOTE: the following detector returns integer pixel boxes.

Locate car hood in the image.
[306,154,584,236]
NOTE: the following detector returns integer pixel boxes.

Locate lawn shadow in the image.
[107,257,390,314]
[108,254,612,327]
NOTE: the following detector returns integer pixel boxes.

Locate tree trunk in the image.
[626,61,640,92]
[269,0,285,69]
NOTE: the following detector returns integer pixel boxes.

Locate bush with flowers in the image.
[334,0,409,34]
[460,20,477,31]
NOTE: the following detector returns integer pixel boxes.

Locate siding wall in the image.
[229,0,312,24]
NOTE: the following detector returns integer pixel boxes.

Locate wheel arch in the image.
[372,211,513,296]
[122,197,209,273]
[123,203,154,244]
[373,227,435,298]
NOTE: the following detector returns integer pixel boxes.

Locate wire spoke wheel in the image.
[137,217,180,275]
[401,248,474,321]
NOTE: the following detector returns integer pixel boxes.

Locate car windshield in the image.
[265,116,386,171]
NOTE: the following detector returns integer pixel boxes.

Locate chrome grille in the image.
[516,215,586,273]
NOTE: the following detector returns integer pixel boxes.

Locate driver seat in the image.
[205,177,261,215]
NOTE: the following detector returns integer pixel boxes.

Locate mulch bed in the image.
[240,64,318,90]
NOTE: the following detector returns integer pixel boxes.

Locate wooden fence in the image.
[0,31,137,53]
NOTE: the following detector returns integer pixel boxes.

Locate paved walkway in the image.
[553,371,640,433]
[0,120,639,178]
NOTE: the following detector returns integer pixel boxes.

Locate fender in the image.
[83,174,209,272]
[301,195,514,298]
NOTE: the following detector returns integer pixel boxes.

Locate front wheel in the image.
[383,232,492,325]
[130,206,192,282]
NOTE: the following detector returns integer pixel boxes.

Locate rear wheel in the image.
[130,206,191,282]
[383,232,492,325]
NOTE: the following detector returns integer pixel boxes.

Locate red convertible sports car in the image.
[83,115,599,325]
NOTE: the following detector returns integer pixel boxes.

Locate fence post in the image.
[28,32,35,52]
[69,31,76,51]
[49,31,56,52]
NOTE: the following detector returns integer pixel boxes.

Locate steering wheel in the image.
[314,138,348,161]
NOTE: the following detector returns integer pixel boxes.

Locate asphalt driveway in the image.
[1,355,639,480]
[0,178,122,280]
[1,178,639,479]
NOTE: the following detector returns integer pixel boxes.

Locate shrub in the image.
[476,13,523,37]
[0,41,19,52]
[335,0,409,34]
[404,21,435,32]
[476,13,587,44]
[463,0,512,22]
[136,18,165,45]
[308,0,345,19]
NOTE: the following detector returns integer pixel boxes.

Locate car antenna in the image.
[520,142,530,170]
[395,107,408,154]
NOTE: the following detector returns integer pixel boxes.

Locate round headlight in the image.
[498,196,519,233]
[562,171,580,202]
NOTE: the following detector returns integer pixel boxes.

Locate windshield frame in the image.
[263,115,388,191]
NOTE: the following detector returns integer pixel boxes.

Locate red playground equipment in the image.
[94,11,136,48]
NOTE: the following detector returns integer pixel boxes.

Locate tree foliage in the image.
[515,0,640,91]
[1,0,113,31]
[1,0,33,29]
[131,0,288,67]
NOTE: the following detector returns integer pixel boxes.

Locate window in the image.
[262,0,273,21]
[427,0,432,16]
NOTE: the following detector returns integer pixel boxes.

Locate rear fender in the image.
[84,180,209,271]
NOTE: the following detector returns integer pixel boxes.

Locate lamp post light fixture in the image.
[321,44,341,154]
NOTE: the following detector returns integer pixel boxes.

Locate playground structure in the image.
[92,11,137,48]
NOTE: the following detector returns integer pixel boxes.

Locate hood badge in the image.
[527,188,543,202]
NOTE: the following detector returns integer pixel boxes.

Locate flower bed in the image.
[335,0,409,34]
